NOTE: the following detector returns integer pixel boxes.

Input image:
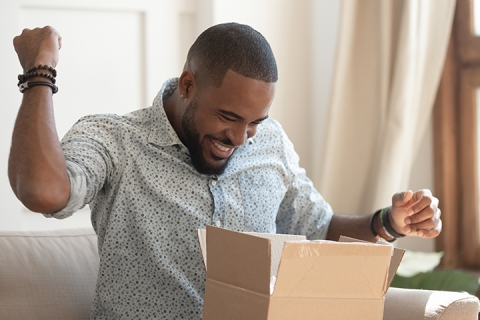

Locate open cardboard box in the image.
[198,225,405,320]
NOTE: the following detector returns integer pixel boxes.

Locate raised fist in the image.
[13,26,62,71]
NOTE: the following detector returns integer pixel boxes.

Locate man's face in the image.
[181,70,275,175]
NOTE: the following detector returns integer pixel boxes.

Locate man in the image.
[10,23,441,319]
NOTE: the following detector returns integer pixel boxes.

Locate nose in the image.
[226,123,252,146]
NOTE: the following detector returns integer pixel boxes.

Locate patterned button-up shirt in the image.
[47,78,334,319]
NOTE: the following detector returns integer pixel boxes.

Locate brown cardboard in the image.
[338,235,406,288]
[197,229,306,278]
[199,226,402,320]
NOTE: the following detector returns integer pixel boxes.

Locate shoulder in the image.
[254,118,294,150]
[237,117,296,162]
[255,118,287,141]
[254,118,300,168]
[63,108,154,139]
[72,107,153,127]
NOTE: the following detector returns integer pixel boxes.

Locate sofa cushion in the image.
[385,286,480,319]
[2,227,479,320]
[0,228,99,320]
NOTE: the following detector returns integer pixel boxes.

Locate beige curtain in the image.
[317,0,456,215]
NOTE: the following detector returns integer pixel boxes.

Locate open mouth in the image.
[210,139,235,159]
[213,141,231,152]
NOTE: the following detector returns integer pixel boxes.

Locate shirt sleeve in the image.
[42,161,89,219]
[274,123,333,240]
[43,115,121,219]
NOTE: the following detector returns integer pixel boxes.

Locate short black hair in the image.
[186,22,278,87]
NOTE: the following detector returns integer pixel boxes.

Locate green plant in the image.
[391,269,479,295]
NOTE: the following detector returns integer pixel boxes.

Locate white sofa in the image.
[0,228,479,320]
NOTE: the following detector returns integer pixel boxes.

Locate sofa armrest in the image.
[384,287,480,320]
[0,228,99,320]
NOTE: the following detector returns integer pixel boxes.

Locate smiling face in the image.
[181,69,275,175]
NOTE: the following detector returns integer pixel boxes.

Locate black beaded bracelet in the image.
[19,81,58,94]
[26,64,57,77]
[380,207,405,241]
[18,71,56,85]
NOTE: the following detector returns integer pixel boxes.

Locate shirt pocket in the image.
[237,168,287,233]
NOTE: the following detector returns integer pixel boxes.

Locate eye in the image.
[220,114,235,122]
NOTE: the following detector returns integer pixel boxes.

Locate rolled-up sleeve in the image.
[43,161,89,219]
[43,115,120,219]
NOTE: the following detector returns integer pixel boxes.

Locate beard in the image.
[181,99,233,175]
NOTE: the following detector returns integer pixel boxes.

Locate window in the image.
[434,0,480,269]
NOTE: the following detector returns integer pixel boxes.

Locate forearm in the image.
[8,85,70,213]
[326,212,394,242]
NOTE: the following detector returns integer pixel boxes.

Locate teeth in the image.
[213,141,231,152]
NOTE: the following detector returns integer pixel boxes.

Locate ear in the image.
[178,70,196,98]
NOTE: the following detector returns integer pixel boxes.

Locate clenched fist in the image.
[13,26,62,71]
[389,189,442,238]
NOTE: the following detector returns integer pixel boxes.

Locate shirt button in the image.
[215,221,221,227]
[210,179,217,186]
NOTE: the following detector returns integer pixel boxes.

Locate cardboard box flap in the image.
[339,236,406,288]
[204,225,271,295]
[273,241,393,299]
[198,229,208,267]
[247,232,306,280]
[198,229,306,279]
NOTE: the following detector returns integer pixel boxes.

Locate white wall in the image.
[0,0,191,230]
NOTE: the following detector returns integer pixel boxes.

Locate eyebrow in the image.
[219,109,269,123]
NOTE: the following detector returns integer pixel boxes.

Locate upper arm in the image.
[273,122,334,239]
[60,115,121,207]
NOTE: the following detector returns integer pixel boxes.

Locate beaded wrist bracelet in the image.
[18,65,58,94]
[18,71,56,85]
[26,64,57,77]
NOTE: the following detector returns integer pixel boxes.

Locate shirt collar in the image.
[148,78,184,147]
